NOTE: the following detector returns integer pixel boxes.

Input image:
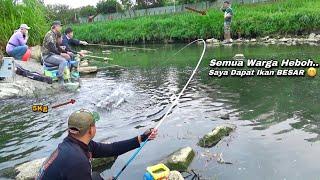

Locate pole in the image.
[87,43,156,51]
[113,39,206,179]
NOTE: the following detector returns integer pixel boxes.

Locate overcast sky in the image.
[43,0,101,8]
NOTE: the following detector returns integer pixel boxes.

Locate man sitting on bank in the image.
[42,21,73,84]
[36,109,158,180]
[62,27,88,57]
[6,24,30,60]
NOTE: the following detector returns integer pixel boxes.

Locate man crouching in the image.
[36,109,157,180]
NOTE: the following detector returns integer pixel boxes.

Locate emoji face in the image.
[307,67,317,77]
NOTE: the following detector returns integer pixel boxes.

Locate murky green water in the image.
[1,43,320,179]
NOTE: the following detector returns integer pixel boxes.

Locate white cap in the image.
[20,24,30,30]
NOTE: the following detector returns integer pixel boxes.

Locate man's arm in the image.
[62,36,78,54]
[47,42,61,55]
[225,8,233,18]
[70,38,88,46]
[89,137,140,158]
[69,38,81,46]
[17,33,27,46]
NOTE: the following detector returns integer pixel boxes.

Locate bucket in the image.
[143,163,170,180]
[22,48,31,61]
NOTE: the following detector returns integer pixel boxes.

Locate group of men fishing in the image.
[3,1,233,179]
[6,21,88,84]
[41,20,88,84]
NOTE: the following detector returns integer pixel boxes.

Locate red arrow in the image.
[52,99,76,109]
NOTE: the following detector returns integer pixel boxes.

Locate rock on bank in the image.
[0,59,68,99]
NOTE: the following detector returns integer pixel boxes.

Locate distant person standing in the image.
[221,1,233,43]
[6,24,30,60]
[62,27,87,57]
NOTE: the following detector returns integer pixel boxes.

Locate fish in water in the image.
[94,84,133,110]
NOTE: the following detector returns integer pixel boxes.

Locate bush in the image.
[97,0,123,14]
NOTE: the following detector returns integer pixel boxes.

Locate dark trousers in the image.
[43,54,67,78]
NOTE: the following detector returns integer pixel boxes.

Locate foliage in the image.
[0,0,48,51]
[78,5,97,17]
[45,4,78,24]
[96,0,123,14]
[120,0,134,11]
[135,0,167,9]
[71,0,320,44]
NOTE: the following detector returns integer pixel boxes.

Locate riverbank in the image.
[205,33,320,47]
[72,0,320,44]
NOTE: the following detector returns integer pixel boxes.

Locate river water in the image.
[0,43,320,179]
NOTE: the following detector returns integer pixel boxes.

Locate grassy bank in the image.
[72,0,320,44]
[0,0,48,52]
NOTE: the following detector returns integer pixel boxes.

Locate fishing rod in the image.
[84,54,113,60]
[52,99,76,109]
[185,7,207,15]
[113,39,206,180]
[87,43,157,51]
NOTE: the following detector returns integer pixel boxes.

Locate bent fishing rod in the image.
[113,39,206,180]
[87,43,156,51]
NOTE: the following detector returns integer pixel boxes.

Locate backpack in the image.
[16,65,52,84]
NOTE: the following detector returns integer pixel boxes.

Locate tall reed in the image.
[0,0,48,52]
[71,0,320,44]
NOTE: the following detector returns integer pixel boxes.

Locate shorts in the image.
[224,22,231,33]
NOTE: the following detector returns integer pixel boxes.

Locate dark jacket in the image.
[62,35,80,54]
[42,30,60,56]
[36,135,140,180]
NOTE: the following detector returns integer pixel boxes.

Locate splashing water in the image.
[95,84,134,110]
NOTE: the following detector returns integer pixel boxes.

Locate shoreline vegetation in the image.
[1,0,320,52]
[0,0,47,51]
[71,0,320,44]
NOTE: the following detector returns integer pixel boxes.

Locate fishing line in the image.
[87,43,156,51]
[113,39,207,179]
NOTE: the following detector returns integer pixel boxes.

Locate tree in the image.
[78,5,97,17]
[176,0,196,5]
[120,0,134,17]
[45,4,77,24]
[96,0,123,14]
[135,0,166,9]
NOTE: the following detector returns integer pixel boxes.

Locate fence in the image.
[79,0,272,23]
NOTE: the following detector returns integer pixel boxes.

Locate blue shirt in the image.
[62,35,80,54]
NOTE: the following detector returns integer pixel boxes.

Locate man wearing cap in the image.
[221,1,233,43]
[6,24,30,60]
[42,21,73,84]
[62,27,88,57]
[36,109,158,180]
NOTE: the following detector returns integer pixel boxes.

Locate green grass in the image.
[0,0,48,52]
[71,0,320,44]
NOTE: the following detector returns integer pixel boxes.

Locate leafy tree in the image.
[96,0,123,14]
[135,0,166,9]
[120,0,133,11]
[176,0,196,5]
[45,4,77,24]
[78,5,97,17]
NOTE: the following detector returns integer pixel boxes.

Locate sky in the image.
[43,0,101,8]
